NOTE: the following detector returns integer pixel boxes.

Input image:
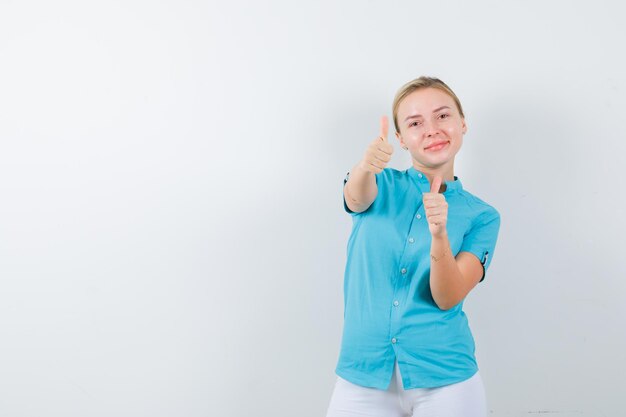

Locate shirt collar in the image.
[407,166,463,193]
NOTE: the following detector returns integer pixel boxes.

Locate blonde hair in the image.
[392,76,465,133]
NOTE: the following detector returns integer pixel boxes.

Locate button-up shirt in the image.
[335,166,501,389]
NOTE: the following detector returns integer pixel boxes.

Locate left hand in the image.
[423,175,448,237]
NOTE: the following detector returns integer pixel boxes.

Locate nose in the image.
[424,121,439,137]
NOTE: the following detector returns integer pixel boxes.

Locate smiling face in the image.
[395,87,467,172]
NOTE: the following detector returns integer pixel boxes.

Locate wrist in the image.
[431,231,448,241]
[430,247,449,262]
[430,233,450,262]
[352,161,376,178]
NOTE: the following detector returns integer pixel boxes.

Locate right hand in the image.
[358,115,394,174]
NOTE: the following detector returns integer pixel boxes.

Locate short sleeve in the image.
[342,171,381,216]
[459,209,501,283]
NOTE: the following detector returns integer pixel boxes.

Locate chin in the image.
[421,153,455,165]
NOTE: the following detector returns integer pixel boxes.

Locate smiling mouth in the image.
[425,141,449,151]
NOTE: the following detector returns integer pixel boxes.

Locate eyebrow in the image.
[403,106,451,122]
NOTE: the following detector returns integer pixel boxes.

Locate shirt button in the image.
[418,173,422,178]
[416,214,421,219]
[393,300,399,307]
[391,338,397,344]
[401,268,407,274]
[408,237,415,243]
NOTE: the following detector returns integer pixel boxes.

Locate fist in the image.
[359,115,394,174]
[423,176,448,237]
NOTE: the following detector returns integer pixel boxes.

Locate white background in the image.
[1,1,625,416]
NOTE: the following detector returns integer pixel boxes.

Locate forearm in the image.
[429,233,464,310]
[344,163,378,212]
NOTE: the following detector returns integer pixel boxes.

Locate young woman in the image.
[325,76,501,417]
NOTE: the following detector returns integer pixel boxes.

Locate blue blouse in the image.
[335,166,501,389]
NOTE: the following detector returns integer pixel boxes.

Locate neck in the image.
[412,161,455,184]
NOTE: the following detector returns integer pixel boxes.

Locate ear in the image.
[395,130,406,148]
[461,118,467,135]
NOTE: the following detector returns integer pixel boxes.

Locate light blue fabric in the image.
[336,166,501,390]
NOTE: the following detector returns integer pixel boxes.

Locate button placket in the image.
[391,185,424,351]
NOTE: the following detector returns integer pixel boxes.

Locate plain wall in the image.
[1,1,625,416]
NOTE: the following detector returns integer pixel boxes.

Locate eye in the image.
[409,120,422,127]
[438,113,450,119]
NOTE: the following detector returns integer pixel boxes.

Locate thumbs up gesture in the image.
[423,176,448,237]
[358,116,394,174]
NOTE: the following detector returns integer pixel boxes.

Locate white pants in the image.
[325,360,487,417]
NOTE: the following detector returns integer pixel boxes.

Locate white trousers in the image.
[325,360,487,417]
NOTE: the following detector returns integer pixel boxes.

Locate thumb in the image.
[430,175,443,194]
[379,115,389,142]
